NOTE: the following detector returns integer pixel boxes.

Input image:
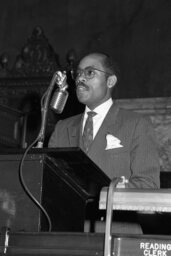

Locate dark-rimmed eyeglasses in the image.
[76,66,112,80]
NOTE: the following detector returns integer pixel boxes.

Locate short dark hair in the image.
[101,54,120,78]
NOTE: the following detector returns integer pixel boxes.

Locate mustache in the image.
[76,80,88,88]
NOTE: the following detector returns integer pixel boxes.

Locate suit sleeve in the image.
[127,116,160,189]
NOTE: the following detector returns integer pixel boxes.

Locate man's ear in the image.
[107,75,117,88]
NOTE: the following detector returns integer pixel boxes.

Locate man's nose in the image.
[76,74,86,84]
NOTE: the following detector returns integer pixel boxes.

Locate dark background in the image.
[0,0,170,99]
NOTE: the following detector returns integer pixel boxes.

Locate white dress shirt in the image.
[82,98,113,139]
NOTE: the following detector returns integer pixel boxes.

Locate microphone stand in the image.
[37,72,59,148]
[18,72,60,233]
[19,70,67,232]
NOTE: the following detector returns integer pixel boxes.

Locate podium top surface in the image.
[0,147,110,198]
[0,147,92,162]
[0,147,108,171]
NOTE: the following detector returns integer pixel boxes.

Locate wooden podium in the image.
[0,148,110,232]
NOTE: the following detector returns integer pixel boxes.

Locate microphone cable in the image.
[18,71,62,232]
[19,70,68,232]
[19,137,52,232]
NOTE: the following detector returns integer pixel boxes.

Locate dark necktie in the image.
[82,111,97,153]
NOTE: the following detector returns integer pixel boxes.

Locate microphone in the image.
[50,71,69,114]
[36,71,69,148]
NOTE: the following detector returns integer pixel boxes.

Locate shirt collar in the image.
[85,98,113,117]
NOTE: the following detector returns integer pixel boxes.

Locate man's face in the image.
[75,54,113,109]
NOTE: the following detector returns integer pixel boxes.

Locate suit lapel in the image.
[67,114,84,147]
[66,103,121,152]
[88,103,120,155]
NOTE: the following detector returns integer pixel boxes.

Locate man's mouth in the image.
[76,81,89,91]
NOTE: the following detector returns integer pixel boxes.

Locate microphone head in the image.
[50,89,69,114]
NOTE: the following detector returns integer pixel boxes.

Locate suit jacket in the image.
[48,102,160,189]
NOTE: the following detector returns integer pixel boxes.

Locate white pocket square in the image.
[105,134,123,150]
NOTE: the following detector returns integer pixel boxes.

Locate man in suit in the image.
[48,52,160,234]
[48,52,160,189]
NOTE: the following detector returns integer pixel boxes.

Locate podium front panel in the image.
[0,148,110,232]
[0,153,43,232]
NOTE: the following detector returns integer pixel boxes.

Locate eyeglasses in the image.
[76,66,112,80]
